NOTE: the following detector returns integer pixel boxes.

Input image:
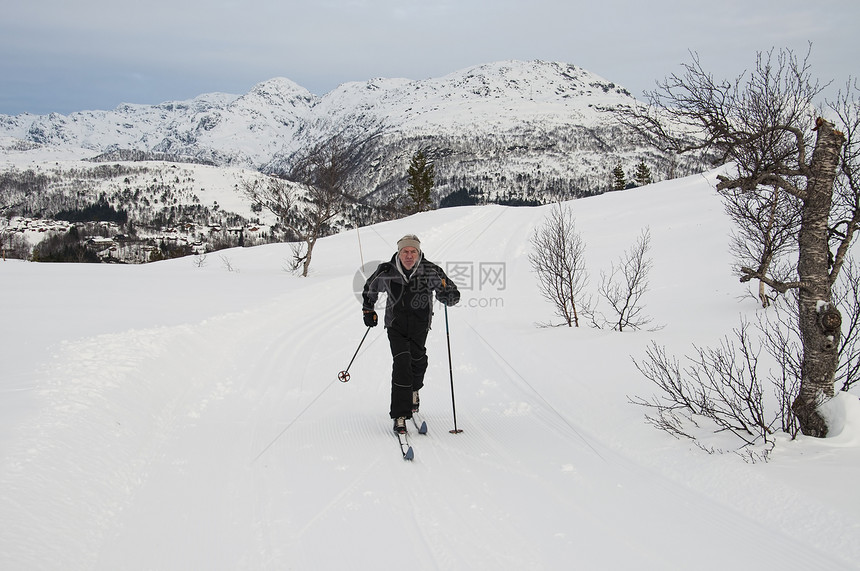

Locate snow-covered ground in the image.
[2,170,859,570]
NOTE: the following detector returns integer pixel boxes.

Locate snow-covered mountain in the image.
[0,60,704,205]
[0,78,312,168]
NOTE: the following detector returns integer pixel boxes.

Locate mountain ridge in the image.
[0,60,706,247]
[1,60,660,170]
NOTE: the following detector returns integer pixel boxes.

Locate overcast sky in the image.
[1,0,857,116]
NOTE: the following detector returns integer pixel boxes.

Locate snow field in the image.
[2,170,859,569]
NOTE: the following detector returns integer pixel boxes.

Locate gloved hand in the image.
[438,290,460,306]
[363,310,378,327]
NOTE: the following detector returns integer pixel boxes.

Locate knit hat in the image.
[397,234,421,253]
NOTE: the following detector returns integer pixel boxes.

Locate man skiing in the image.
[362,234,460,434]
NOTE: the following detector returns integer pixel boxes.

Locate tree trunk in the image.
[793,119,846,437]
[758,279,770,308]
[302,237,317,277]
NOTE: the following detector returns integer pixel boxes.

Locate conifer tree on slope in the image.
[612,163,627,190]
[406,150,435,213]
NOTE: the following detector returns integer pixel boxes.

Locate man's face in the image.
[399,247,419,270]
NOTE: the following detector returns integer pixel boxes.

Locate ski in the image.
[411,413,428,435]
[396,430,414,460]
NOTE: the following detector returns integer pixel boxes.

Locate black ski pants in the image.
[387,325,429,419]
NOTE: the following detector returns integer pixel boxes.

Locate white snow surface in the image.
[2,169,860,570]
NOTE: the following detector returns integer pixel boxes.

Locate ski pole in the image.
[338,326,371,382]
[445,304,463,434]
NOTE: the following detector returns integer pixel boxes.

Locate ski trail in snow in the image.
[4,181,860,569]
[464,318,607,461]
[249,378,338,464]
[433,315,846,570]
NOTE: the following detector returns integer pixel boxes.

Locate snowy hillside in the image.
[308,60,633,132]
[0,151,285,262]
[2,170,859,570]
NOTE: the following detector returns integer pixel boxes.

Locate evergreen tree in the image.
[612,163,627,191]
[633,161,653,186]
[406,150,435,213]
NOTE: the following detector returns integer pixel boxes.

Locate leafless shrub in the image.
[592,228,654,331]
[220,254,237,273]
[630,255,860,460]
[631,325,781,463]
[528,204,589,327]
[630,256,860,459]
[631,309,807,461]
[286,243,307,274]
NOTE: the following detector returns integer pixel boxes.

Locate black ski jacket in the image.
[362,253,460,332]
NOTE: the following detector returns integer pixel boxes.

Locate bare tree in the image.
[596,228,653,331]
[243,132,379,276]
[242,176,308,273]
[529,203,589,327]
[621,46,860,437]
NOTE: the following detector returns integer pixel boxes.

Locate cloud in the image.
[1,0,857,114]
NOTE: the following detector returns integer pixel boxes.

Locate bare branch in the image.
[738,266,804,293]
[597,228,653,331]
[529,204,590,327]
